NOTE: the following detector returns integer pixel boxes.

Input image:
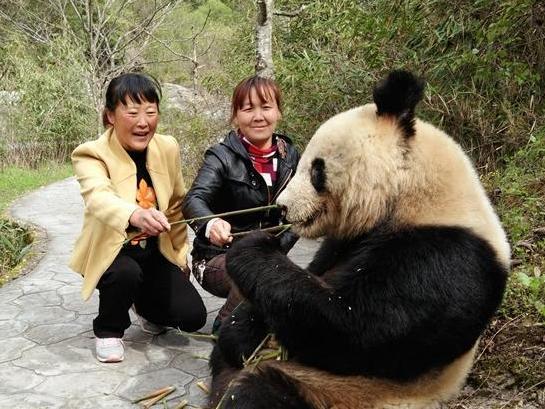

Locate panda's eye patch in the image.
[310,158,327,193]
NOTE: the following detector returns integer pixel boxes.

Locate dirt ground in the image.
[448,316,545,408]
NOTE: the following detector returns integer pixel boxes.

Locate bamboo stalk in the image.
[177,329,218,341]
[141,387,176,408]
[172,400,189,409]
[196,381,210,394]
[171,204,280,226]
[274,224,292,237]
[132,386,175,404]
[123,204,282,245]
[231,224,292,238]
[243,333,272,367]
[190,354,210,361]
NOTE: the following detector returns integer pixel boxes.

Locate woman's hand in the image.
[209,218,233,247]
[129,207,171,236]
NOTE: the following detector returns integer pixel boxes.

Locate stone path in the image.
[0,177,318,409]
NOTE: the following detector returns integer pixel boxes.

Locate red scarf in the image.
[240,134,278,187]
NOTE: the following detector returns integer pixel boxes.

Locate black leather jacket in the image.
[182,130,300,261]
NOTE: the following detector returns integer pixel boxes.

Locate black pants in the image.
[93,240,207,338]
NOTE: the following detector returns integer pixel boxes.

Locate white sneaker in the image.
[95,337,124,363]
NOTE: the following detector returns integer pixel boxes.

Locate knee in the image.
[182,305,207,332]
[115,262,143,289]
[174,298,206,332]
[196,256,231,298]
[101,256,143,290]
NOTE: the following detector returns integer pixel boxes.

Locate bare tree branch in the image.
[273,4,308,17]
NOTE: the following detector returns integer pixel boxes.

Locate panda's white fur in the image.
[209,71,510,409]
[279,103,510,268]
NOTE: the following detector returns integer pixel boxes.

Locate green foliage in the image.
[516,270,545,318]
[0,162,72,286]
[0,218,32,284]
[0,163,73,214]
[159,107,229,182]
[501,270,545,321]
[490,127,545,246]
[264,0,543,163]
[2,34,96,166]
[488,125,545,320]
[146,0,238,85]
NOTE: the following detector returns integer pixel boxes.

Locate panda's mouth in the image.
[291,204,326,229]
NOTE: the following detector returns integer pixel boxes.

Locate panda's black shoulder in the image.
[347,225,508,306]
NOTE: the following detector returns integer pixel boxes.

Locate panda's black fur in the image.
[207,71,510,409]
[373,70,425,138]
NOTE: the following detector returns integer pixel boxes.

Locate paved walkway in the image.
[0,177,318,409]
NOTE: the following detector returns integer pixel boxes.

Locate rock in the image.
[162,83,228,121]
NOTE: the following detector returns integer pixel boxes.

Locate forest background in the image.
[0,0,544,404]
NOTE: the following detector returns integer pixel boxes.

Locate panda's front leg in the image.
[225,232,341,337]
[226,231,291,301]
[209,302,269,406]
[213,302,268,370]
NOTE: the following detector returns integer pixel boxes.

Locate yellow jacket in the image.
[70,128,189,300]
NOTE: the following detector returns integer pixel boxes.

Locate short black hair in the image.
[102,73,162,127]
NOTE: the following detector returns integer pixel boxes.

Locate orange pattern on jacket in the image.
[131,179,157,245]
[136,179,157,209]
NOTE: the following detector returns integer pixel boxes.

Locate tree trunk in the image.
[255,0,274,78]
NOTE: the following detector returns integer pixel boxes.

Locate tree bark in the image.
[255,0,274,78]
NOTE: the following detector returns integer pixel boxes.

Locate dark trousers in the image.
[192,254,243,323]
[94,240,207,338]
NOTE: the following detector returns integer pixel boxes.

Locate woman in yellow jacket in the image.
[70,73,206,363]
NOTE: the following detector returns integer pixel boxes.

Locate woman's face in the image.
[235,87,281,149]
[107,97,159,152]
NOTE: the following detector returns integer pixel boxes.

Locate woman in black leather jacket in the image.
[182,76,300,334]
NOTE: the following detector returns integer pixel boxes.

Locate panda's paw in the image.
[232,231,281,253]
[226,232,281,294]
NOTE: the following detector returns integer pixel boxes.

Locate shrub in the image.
[0,218,32,284]
[2,34,96,167]
[159,107,230,182]
[249,0,543,165]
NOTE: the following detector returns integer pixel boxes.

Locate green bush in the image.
[232,0,543,165]
[159,107,230,182]
[0,218,32,284]
[2,34,96,167]
[146,0,238,86]
[486,124,545,319]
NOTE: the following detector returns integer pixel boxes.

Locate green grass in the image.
[486,126,545,321]
[0,162,73,214]
[0,162,72,286]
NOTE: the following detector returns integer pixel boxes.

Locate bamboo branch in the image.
[177,329,217,341]
[196,381,210,394]
[132,385,175,404]
[230,224,292,238]
[123,204,283,245]
[171,204,281,226]
[173,400,189,409]
[141,386,176,408]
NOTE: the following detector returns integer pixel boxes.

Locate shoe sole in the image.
[97,355,124,363]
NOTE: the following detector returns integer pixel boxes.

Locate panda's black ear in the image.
[372,70,425,138]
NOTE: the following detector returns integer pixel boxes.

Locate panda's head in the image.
[278,70,428,239]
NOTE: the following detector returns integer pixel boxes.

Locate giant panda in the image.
[207,70,511,409]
